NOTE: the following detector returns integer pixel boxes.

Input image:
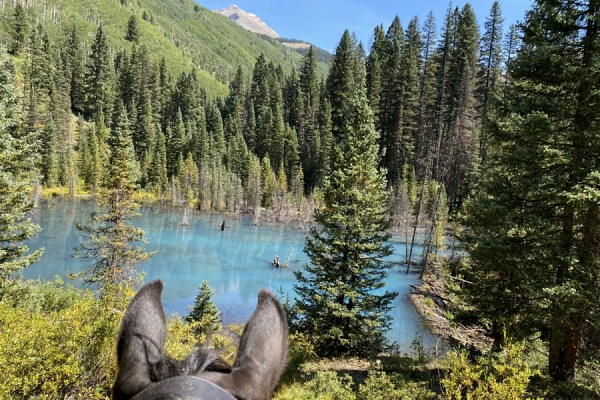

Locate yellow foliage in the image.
[441,343,536,400]
[0,288,122,399]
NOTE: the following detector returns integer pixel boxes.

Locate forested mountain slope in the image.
[0,0,329,97]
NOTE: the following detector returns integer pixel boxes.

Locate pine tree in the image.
[62,26,86,114]
[10,3,28,55]
[366,25,386,130]
[415,11,437,179]
[0,47,43,290]
[293,58,397,358]
[148,127,168,194]
[477,0,504,164]
[444,4,480,213]
[502,24,521,93]
[185,280,222,334]
[297,47,321,191]
[85,25,115,123]
[327,30,359,138]
[379,16,404,185]
[25,23,52,136]
[460,0,600,382]
[125,14,140,43]
[74,101,153,290]
[40,113,59,187]
[398,17,422,180]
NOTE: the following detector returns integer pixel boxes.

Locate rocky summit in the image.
[213,4,279,38]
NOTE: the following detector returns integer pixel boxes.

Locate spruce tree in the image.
[0,47,43,291]
[327,30,359,138]
[10,3,28,56]
[460,0,600,382]
[185,280,222,334]
[379,16,404,185]
[297,47,322,191]
[293,58,397,358]
[85,25,114,123]
[125,14,140,43]
[443,4,480,213]
[415,11,437,178]
[477,0,504,164]
[74,101,153,290]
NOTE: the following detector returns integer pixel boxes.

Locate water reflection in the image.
[24,199,438,351]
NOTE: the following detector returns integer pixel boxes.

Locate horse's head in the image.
[113,280,288,400]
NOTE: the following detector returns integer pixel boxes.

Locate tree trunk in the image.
[549,312,582,381]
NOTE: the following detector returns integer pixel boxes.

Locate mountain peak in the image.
[213,4,279,38]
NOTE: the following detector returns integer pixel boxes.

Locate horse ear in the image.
[113,280,167,400]
[205,289,288,400]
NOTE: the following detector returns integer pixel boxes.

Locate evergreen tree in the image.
[25,23,52,135]
[10,3,28,55]
[0,47,43,290]
[293,58,397,358]
[477,0,504,164]
[125,14,140,43]
[260,155,276,208]
[297,47,322,191]
[62,26,86,114]
[148,127,168,194]
[502,24,521,93]
[185,280,222,334]
[327,30,359,138]
[444,4,480,213]
[40,113,59,187]
[74,101,153,290]
[415,11,438,178]
[398,17,422,180]
[460,0,600,382]
[222,66,246,140]
[85,25,115,123]
[366,25,386,130]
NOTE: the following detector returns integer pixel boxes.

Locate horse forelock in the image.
[150,347,232,382]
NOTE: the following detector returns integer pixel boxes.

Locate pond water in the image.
[23,199,439,352]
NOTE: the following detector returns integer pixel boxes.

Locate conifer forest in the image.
[1,0,600,398]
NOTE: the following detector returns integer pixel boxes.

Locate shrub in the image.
[358,370,435,400]
[275,371,356,400]
[441,343,535,400]
[0,285,123,399]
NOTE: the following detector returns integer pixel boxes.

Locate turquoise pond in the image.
[23,199,440,351]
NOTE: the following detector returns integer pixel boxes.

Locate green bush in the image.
[358,370,435,400]
[441,343,535,400]
[275,371,356,400]
[0,284,124,399]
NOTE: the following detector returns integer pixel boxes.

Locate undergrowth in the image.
[0,279,599,399]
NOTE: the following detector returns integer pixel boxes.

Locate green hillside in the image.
[0,0,329,97]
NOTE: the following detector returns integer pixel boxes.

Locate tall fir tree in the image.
[379,16,405,185]
[125,14,140,43]
[327,30,359,139]
[293,55,397,358]
[85,25,115,124]
[444,4,480,213]
[74,101,153,290]
[0,47,43,290]
[460,0,600,382]
[477,0,504,164]
[297,46,322,191]
[10,3,28,56]
[415,11,438,179]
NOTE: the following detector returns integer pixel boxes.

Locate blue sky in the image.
[197,0,533,53]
